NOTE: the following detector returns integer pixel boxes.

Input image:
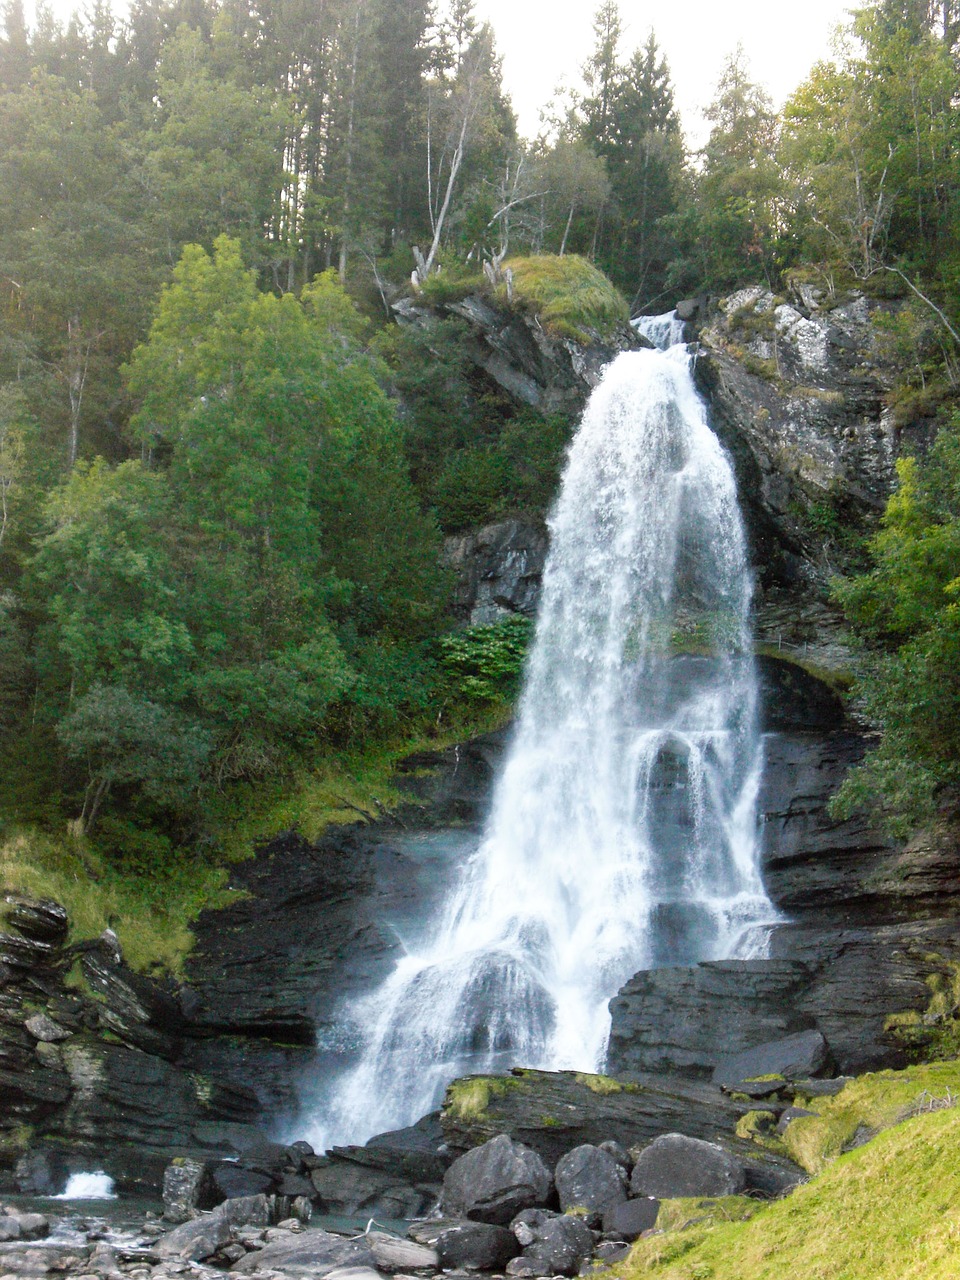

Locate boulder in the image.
[443,1134,552,1225]
[24,1014,71,1044]
[210,1163,275,1200]
[157,1211,234,1262]
[365,1231,438,1271]
[12,1213,50,1241]
[231,1230,375,1276]
[309,1152,439,1218]
[602,1197,659,1240]
[630,1134,747,1198]
[776,1106,817,1135]
[514,1211,595,1277]
[712,1029,832,1087]
[435,1222,520,1271]
[0,1218,20,1242]
[554,1144,626,1214]
[162,1158,214,1222]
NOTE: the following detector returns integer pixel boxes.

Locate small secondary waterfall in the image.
[304,316,775,1151]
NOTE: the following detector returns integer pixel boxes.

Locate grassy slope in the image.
[1,707,508,974]
[626,1063,960,1279]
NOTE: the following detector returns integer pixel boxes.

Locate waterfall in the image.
[303,315,775,1151]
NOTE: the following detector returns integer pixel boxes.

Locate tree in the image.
[690,47,782,289]
[833,417,960,835]
[57,683,210,833]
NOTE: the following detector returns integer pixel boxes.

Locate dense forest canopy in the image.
[1,0,960,854]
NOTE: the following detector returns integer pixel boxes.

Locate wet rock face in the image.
[442,519,548,626]
[695,286,900,594]
[393,293,641,420]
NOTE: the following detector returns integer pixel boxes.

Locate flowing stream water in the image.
[304,316,775,1151]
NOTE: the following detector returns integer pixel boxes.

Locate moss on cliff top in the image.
[499,255,630,344]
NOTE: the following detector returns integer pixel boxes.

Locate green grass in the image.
[0,827,232,975]
[1,703,511,976]
[444,1075,523,1121]
[780,1060,960,1174]
[497,255,630,344]
[624,1105,960,1279]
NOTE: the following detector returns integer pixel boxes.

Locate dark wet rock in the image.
[756,657,845,733]
[441,1069,751,1166]
[713,1029,832,1087]
[554,1145,627,1214]
[393,292,639,421]
[630,1134,747,1199]
[24,1014,71,1044]
[163,1157,216,1222]
[157,1211,233,1262]
[12,1148,71,1195]
[328,1136,447,1187]
[442,520,549,626]
[776,1106,817,1134]
[601,1198,660,1240]
[309,1153,439,1218]
[3,898,69,944]
[517,1213,595,1277]
[442,1134,552,1225]
[597,1139,631,1171]
[79,948,184,1059]
[435,1221,520,1271]
[231,1230,375,1275]
[211,1165,275,1200]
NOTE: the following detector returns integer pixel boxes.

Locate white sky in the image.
[474,0,857,145]
[32,0,857,147]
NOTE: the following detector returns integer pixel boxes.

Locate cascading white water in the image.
[303,315,775,1151]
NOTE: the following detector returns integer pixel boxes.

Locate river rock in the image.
[713,1029,832,1087]
[435,1222,520,1270]
[231,1230,375,1275]
[309,1151,440,1218]
[554,1144,626,1214]
[602,1197,659,1240]
[211,1164,275,1200]
[630,1134,747,1198]
[163,1158,215,1222]
[157,1211,234,1262]
[366,1231,439,1271]
[442,1134,552,1224]
[512,1211,595,1277]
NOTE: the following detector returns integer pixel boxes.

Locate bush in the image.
[438,615,533,707]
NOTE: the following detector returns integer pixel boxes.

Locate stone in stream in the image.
[442,1134,552,1225]
[554,1144,627,1214]
[162,1157,214,1222]
[435,1221,520,1271]
[230,1230,375,1276]
[158,1195,271,1261]
[630,1134,747,1199]
[509,1209,595,1277]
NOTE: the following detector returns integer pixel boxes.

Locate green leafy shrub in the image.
[438,615,533,707]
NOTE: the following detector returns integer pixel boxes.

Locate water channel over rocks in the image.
[304,316,776,1151]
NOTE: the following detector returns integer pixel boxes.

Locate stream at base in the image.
[301,316,778,1151]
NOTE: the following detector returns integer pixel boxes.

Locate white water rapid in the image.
[304,315,775,1151]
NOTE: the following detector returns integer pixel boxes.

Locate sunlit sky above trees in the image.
[473,0,854,141]
[34,0,855,143]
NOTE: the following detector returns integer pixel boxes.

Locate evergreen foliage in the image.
[833,418,960,835]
